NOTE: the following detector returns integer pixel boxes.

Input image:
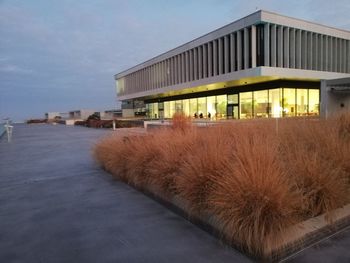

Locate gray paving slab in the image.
[0,124,251,263]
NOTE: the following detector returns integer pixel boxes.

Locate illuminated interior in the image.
[146,87,319,120]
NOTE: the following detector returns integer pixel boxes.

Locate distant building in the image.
[68,110,96,120]
[45,112,61,120]
[114,10,350,119]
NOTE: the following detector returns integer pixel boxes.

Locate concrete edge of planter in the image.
[137,186,350,262]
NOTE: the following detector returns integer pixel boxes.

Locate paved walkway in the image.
[0,124,349,262]
[0,124,249,263]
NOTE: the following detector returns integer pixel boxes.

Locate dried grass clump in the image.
[93,113,350,258]
[278,116,350,218]
[171,112,192,131]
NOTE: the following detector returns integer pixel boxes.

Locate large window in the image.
[240,92,253,119]
[227,94,238,104]
[147,87,318,120]
[253,90,268,118]
[207,96,216,118]
[309,89,319,115]
[175,100,182,113]
[164,101,170,118]
[296,89,308,116]
[269,88,282,118]
[283,88,296,117]
[198,97,207,118]
[183,99,190,117]
[216,95,227,119]
[189,98,198,118]
[169,101,176,117]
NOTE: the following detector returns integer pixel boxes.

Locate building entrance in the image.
[227,104,239,119]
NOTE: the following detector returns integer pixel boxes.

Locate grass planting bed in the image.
[93,113,350,261]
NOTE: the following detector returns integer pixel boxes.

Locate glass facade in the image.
[146,88,319,120]
[253,90,268,118]
[282,88,296,117]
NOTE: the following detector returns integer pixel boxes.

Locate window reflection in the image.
[183,99,190,117]
[283,88,296,117]
[296,89,308,116]
[164,101,170,118]
[146,87,319,120]
[240,92,253,119]
[216,95,227,119]
[207,96,216,119]
[309,89,319,115]
[189,98,198,118]
[175,100,182,113]
[198,97,207,118]
[269,88,282,118]
[253,90,268,118]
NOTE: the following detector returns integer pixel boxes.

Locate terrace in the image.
[0,124,349,262]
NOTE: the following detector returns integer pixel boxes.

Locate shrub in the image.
[93,114,350,257]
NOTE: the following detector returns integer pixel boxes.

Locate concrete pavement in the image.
[0,124,349,262]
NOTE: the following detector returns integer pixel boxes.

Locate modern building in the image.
[114,10,350,120]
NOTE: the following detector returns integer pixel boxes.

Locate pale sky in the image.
[1,0,349,121]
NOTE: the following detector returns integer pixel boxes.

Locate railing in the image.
[0,123,5,138]
[1,120,14,142]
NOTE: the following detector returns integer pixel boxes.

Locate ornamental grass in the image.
[93,112,350,257]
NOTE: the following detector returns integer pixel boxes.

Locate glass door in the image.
[227,104,239,119]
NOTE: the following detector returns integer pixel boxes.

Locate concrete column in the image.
[251,25,257,68]
[140,70,143,91]
[264,23,270,66]
[224,35,229,73]
[289,28,295,68]
[277,26,283,67]
[340,39,343,73]
[317,34,323,71]
[180,54,183,83]
[244,27,249,69]
[172,57,175,85]
[301,31,307,69]
[230,33,236,71]
[344,40,346,73]
[237,30,242,70]
[334,38,338,72]
[148,67,151,90]
[333,37,336,72]
[174,55,178,84]
[283,27,289,68]
[208,42,213,76]
[194,48,198,80]
[330,37,334,72]
[313,34,318,70]
[185,51,189,82]
[203,44,208,78]
[189,50,193,81]
[307,32,312,70]
[164,60,168,87]
[170,58,173,85]
[324,36,328,72]
[271,24,276,67]
[198,46,203,79]
[160,61,164,87]
[213,40,218,75]
[320,35,324,71]
[150,66,153,89]
[167,58,171,86]
[347,40,350,73]
[218,37,223,74]
[296,29,301,69]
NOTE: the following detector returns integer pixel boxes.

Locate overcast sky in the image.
[1,0,349,121]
